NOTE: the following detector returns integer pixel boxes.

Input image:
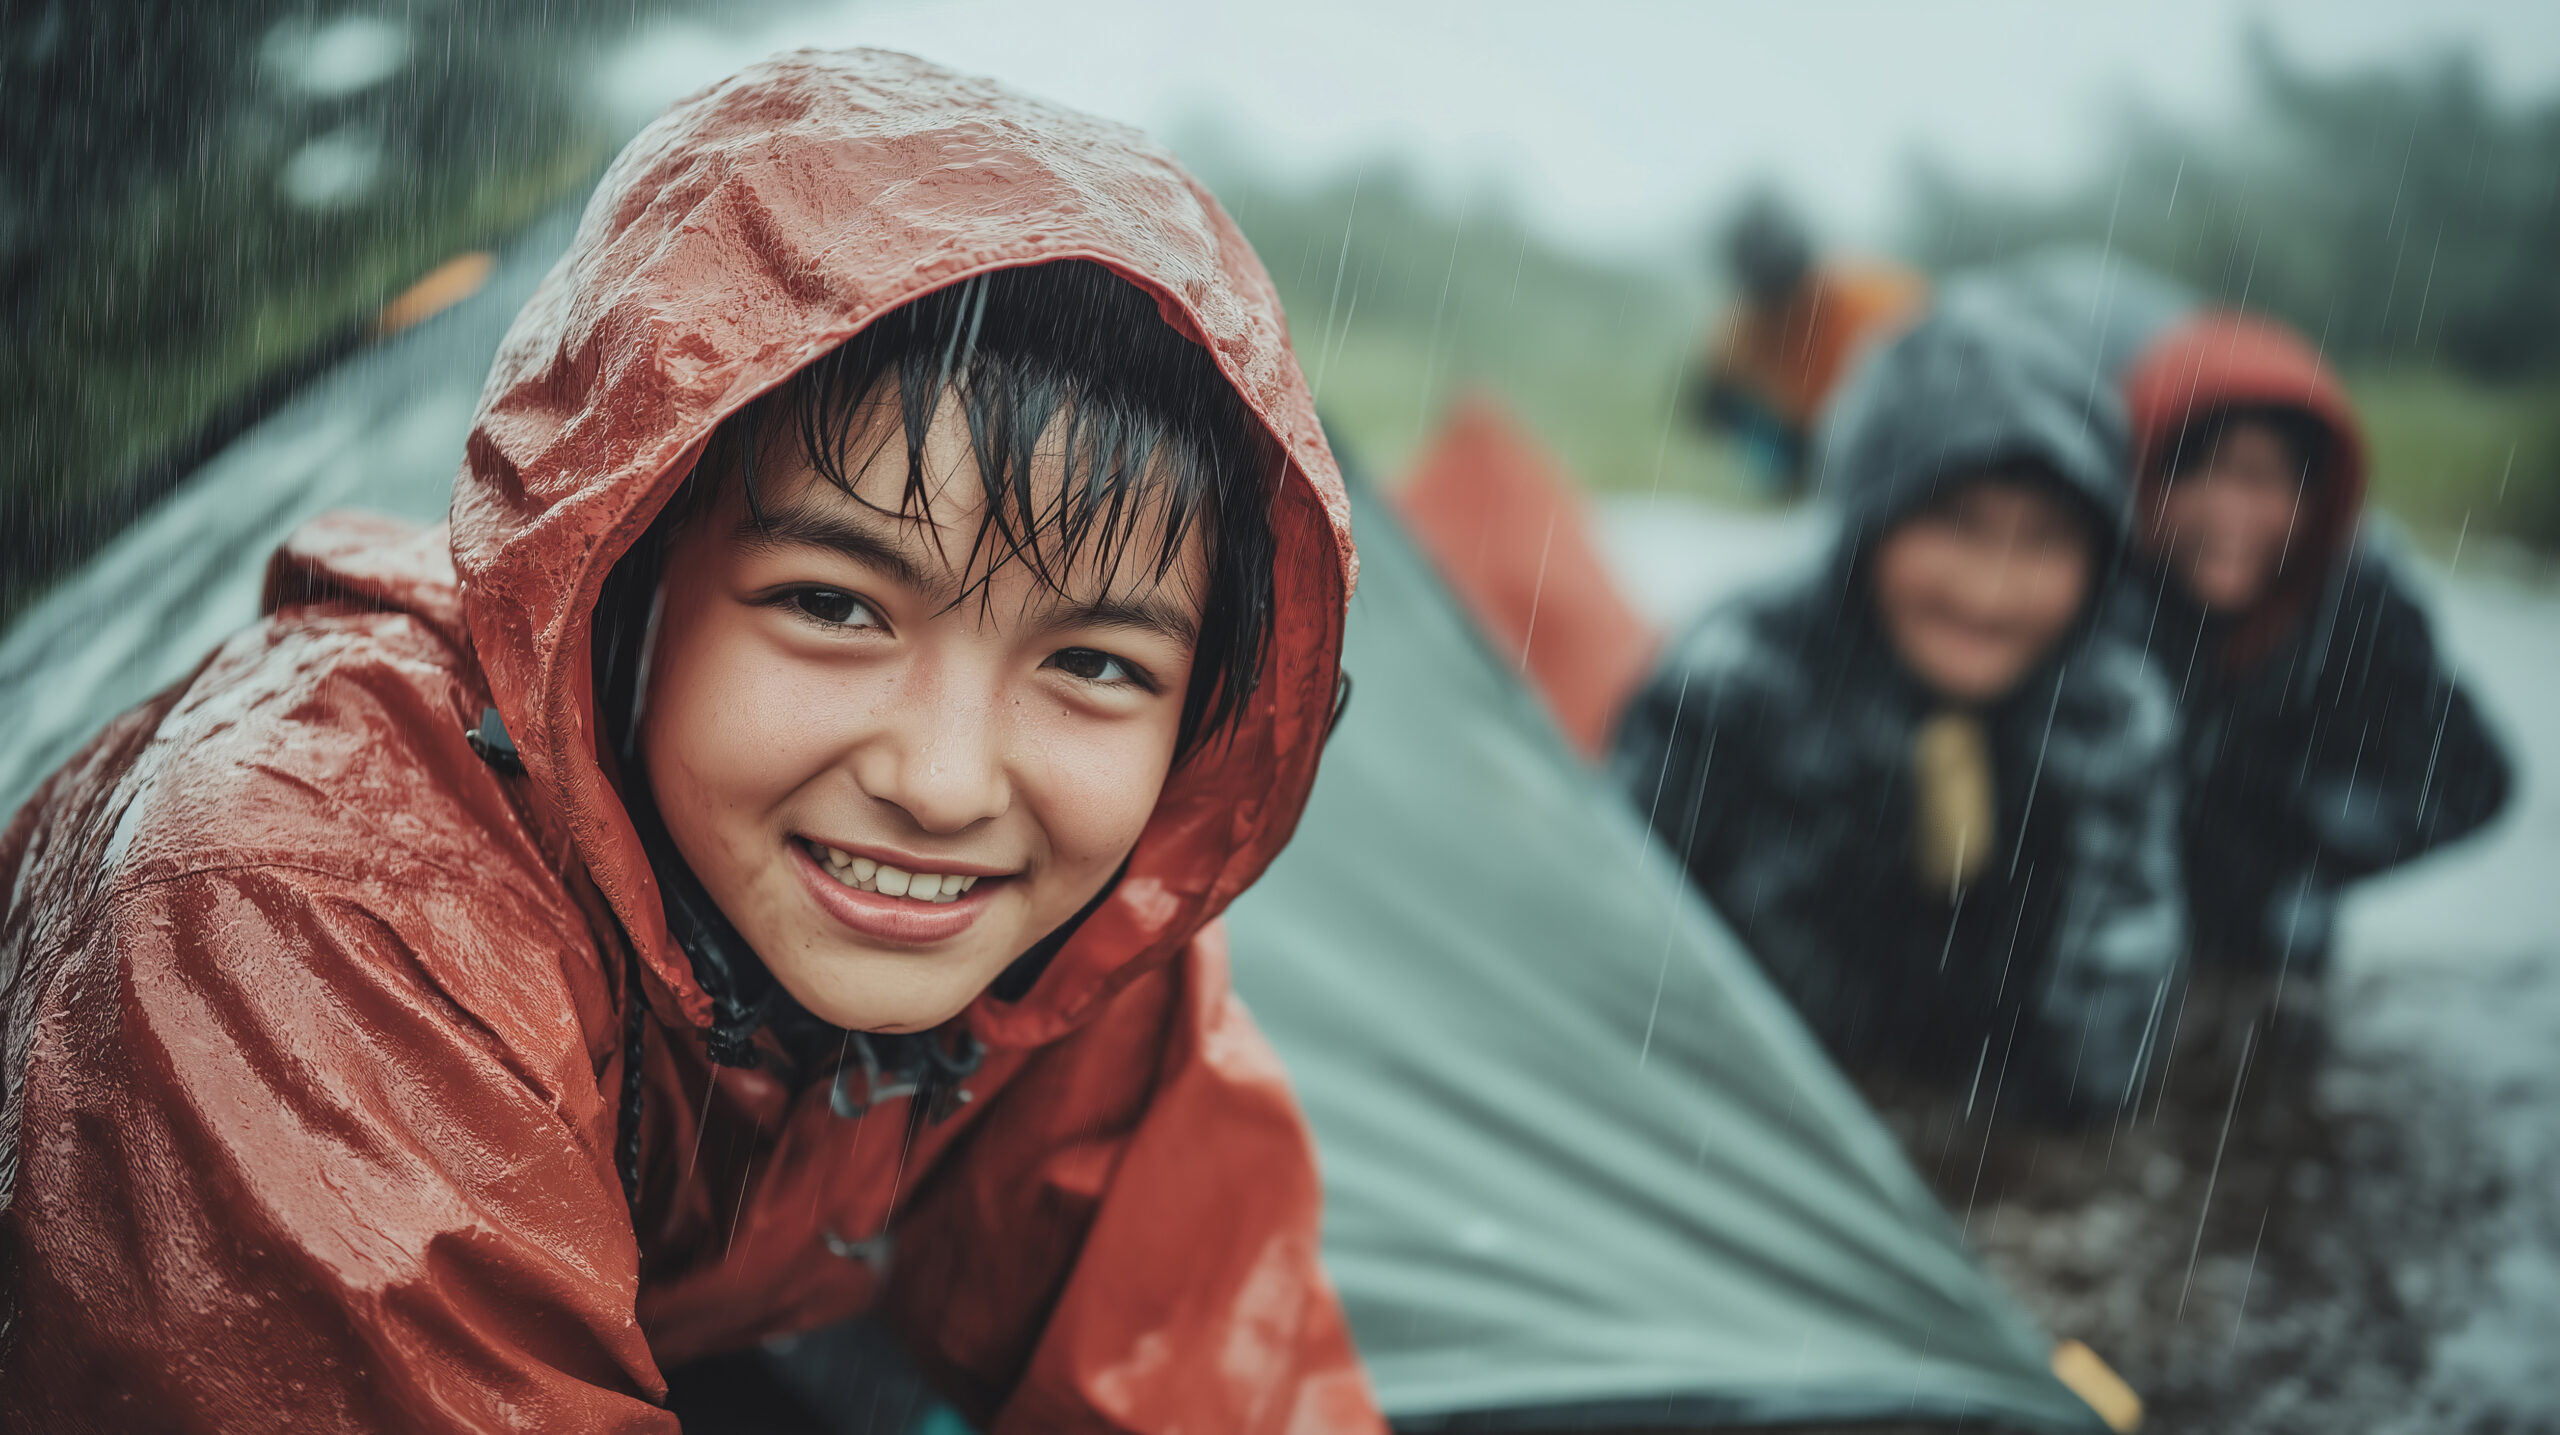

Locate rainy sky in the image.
[604,0,2560,263]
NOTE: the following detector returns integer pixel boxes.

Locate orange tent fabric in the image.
[1392,396,1657,758]
[1711,259,1927,428]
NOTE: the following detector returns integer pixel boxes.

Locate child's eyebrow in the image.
[1045,593,1200,650]
[738,497,950,601]
[743,490,1201,648]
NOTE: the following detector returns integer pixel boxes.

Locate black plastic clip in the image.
[822,1228,894,1270]
[830,1028,986,1125]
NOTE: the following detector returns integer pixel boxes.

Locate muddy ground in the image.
[1863,950,2557,1433]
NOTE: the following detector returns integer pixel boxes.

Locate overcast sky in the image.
[605,0,2560,263]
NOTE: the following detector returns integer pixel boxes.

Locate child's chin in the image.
[1921,660,2029,705]
[771,948,985,1035]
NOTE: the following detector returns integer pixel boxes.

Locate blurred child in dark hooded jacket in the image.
[1617,296,2186,1123]
[2115,313,2511,983]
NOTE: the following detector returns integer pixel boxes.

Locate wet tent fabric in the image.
[1223,480,2105,1432]
[1391,395,1658,759]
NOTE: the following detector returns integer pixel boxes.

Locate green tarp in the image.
[1224,481,2104,1432]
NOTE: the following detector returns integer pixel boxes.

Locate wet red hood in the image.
[2123,310,2366,669]
[442,49,1353,1047]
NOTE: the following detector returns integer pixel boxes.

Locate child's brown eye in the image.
[1047,647,1153,691]
[788,588,878,628]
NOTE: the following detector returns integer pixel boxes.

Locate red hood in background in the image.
[2123,310,2367,673]
[455,48,1355,1049]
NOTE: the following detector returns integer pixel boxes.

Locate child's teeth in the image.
[811,845,988,901]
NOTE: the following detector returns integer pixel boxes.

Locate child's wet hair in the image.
[659,259,1277,759]
[2157,404,2326,489]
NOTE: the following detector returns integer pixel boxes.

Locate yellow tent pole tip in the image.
[2052,1339,2143,1432]
[376,251,498,336]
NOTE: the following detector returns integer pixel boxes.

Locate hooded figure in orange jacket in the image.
[0,51,1381,1434]
[2115,313,2511,979]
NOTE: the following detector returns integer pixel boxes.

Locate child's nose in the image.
[849,665,1011,835]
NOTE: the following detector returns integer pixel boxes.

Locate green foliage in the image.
[0,0,774,602]
[1198,162,1755,502]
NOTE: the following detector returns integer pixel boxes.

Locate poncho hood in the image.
[1809,291,2134,665]
[2122,310,2366,673]
[450,48,1354,1049]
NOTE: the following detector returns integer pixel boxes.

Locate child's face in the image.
[638,397,1203,1033]
[2147,420,2304,612]
[1870,475,2093,705]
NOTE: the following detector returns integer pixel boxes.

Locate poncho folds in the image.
[0,49,1378,1434]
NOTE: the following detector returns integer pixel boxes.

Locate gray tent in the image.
[1222,482,2107,1431]
[0,211,2107,1433]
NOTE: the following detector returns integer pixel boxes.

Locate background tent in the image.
[0,207,2112,1434]
[1223,473,2113,1432]
[1392,395,1659,758]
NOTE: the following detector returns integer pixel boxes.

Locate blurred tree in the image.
[1905,28,2560,380]
[1,0,782,613]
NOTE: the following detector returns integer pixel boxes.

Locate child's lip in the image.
[1921,612,2024,648]
[788,841,1003,948]
[795,836,1015,879]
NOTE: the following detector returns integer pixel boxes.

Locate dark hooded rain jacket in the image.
[1614,296,2186,1119]
[2115,313,2512,974]
[0,50,1380,1435]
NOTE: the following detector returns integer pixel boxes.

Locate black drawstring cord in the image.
[618,943,648,1220]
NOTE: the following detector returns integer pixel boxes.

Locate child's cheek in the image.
[651,603,834,847]
[1016,704,1179,876]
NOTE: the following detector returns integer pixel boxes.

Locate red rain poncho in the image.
[0,50,1379,1434]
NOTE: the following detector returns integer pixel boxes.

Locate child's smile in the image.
[789,836,1010,946]
[639,386,1205,1034]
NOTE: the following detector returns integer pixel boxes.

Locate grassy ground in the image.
[2350,369,2560,562]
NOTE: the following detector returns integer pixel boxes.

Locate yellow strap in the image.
[1912,710,1994,898]
[2051,1339,2143,1432]
[376,251,497,336]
